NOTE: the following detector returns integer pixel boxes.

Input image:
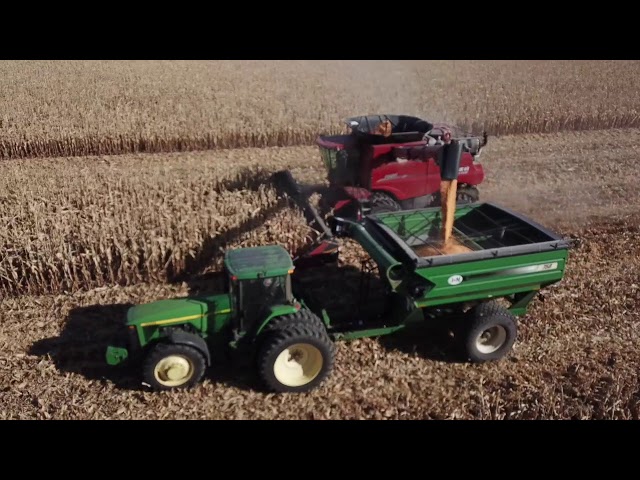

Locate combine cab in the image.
[317,114,487,215]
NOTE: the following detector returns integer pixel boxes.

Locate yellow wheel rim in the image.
[153,354,195,387]
[273,343,323,387]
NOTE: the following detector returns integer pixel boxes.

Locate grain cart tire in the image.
[456,186,479,204]
[258,324,335,393]
[263,310,326,333]
[370,192,401,214]
[142,343,206,391]
[460,302,517,363]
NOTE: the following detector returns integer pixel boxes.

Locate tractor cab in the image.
[224,245,295,333]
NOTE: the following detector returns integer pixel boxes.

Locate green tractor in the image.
[106,199,571,393]
[106,245,335,392]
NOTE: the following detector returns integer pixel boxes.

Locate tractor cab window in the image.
[242,277,287,304]
[237,275,290,330]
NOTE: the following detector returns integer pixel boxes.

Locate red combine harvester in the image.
[272,114,488,265]
[316,114,487,216]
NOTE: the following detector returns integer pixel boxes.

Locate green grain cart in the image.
[106,201,570,393]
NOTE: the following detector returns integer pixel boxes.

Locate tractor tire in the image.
[258,323,335,393]
[142,343,206,391]
[263,309,326,333]
[459,301,517,363]
[370,192,401,214]
[456,186,480,205]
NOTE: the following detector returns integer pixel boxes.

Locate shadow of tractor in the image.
[28,287,466,394]
[29,299,259,392]
[29,302,140,390]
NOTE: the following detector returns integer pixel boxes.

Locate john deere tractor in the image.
[106,245,334,393]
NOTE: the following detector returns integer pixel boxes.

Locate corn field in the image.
[2,61,640,419]
[3,60,640,297]
[2,61,640,159]
[0,149,324,296]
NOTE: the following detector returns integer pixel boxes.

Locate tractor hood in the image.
[126,294,232,327]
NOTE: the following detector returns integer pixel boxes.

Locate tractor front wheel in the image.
[258,324,335,393]
[142,343,206,390]
[459,301,517,363]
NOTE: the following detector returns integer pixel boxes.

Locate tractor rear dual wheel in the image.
[371,188,478,213]
[432,186,479,207]
[263,310,326,333]
[258,322,335,393]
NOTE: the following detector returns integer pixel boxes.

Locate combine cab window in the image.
[320,146,359,186]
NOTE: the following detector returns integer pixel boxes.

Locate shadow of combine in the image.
[376,321,468,364]
[213,167,275,193]
[168,198,292,283]
[292,261,467,364]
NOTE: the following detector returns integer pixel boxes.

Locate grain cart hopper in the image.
[105,201,570,393]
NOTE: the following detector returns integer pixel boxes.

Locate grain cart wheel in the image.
[142,343,206,390]
[370,192,401,214]
[460,302,517,363]
[258,324,335,393]
[456,186,479,205]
